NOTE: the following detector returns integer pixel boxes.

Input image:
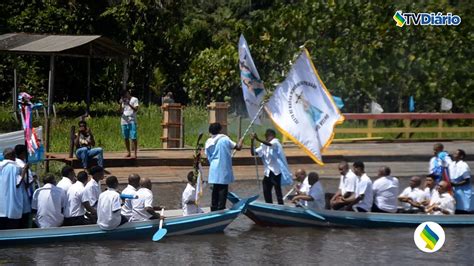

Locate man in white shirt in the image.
[371,166,399,213]
[421,176,439,206]
[292,172,325,210]
[398,176,426,213]
[182,171,204,216]
[32,174,67,228]
[251,129,291,205]
[57,165,76,195]
[344,161,373,212]
[284,169,307,201]
[82,166,104,223]
[97,176,126,230]
[119,89,139,158]
[426,181,456,215]
[130,178,160,221]
[121,174,140,220]
[330,161,358,210]
[449,149,472,214]
[63,171,89,226]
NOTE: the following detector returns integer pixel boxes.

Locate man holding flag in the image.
[250,129,292,205]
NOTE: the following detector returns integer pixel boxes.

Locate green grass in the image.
[1,104,473,155]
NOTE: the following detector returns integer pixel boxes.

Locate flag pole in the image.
[232,101,266,157]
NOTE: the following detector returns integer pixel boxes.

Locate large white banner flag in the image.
[238,34,266,124]
[266,49,344,165]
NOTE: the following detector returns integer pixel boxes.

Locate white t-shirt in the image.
[255,138,282,176]
[306,181,326,210]
[399,187,426,211]
[64,181,86,218]
[372,176,399,213]
[354,174,373,212]
[429,192,455,215]
[32,183,66,228]
[339,169,357,196]
[130,188,154,222]
[449,160,471,181]
[121,184,138,218]
[300,177,310,194]
[83,179,101,209]
[57,177,74,195]
[182,183,204,216]
[424,187,439,203]
[97,188,122,230]
[121,96,139,125]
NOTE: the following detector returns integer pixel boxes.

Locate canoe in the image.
[228,192,327,227]
[0,196,257,246]
[228,193,474,228]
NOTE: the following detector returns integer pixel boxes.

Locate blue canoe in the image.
[228,193,474,228]
[0,196,257,246]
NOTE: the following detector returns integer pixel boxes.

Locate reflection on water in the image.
[1,178,473,265]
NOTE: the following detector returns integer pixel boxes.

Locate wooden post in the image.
[180,107,185,148]
[45,55,55,172]
[403,119,410,139]
[161,103,182,148]
[13,69,17,114]
[207,102,228,134]
[122,58,128,91]
[86,55,91,115]
[69,126,75,158]
[367,119,374,138]
[438,118,443,139]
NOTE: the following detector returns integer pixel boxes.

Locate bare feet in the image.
[124,153,131,158]
[131,154,137,159]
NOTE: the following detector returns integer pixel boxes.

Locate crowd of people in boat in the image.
[0,144,206,230]
[261,143,471,215]
[0,121,471,231]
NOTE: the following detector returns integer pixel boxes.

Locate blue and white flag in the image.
[265,49,344,165]
[238,35,266,125]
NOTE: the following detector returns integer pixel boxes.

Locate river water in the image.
[1,178,473,265]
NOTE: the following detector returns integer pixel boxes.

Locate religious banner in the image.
[265,49,344,165]
[238,34,266,124]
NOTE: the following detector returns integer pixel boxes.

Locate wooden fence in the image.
[334,113,474,140]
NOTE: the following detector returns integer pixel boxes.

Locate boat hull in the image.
[228,192,474,228]
[0,197,254,246]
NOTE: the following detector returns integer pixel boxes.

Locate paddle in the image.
[152,208,167,242]
[300,205,326,221]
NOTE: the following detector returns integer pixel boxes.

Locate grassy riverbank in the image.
[1,104,473,154]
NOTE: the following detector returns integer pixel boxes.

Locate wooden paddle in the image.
[152,208,167,242]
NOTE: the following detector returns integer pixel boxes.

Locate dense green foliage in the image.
[0,0,472,113]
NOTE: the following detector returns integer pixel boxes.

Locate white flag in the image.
[239,35,266,124]
[370,101,384,114]
[265,49,344,165]
[441,98,452,111]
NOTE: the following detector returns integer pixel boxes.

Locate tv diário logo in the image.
[393,11,461,27]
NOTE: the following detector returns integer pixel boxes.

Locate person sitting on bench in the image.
[75,120,104,171]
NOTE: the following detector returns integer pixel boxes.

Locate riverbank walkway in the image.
[47,140,474,183]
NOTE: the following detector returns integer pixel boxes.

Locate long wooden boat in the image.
[228,193,474,228]
[0,196,257,246]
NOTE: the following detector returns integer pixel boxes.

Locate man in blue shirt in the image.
[205,123,242,211]
[0,148,27,230]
